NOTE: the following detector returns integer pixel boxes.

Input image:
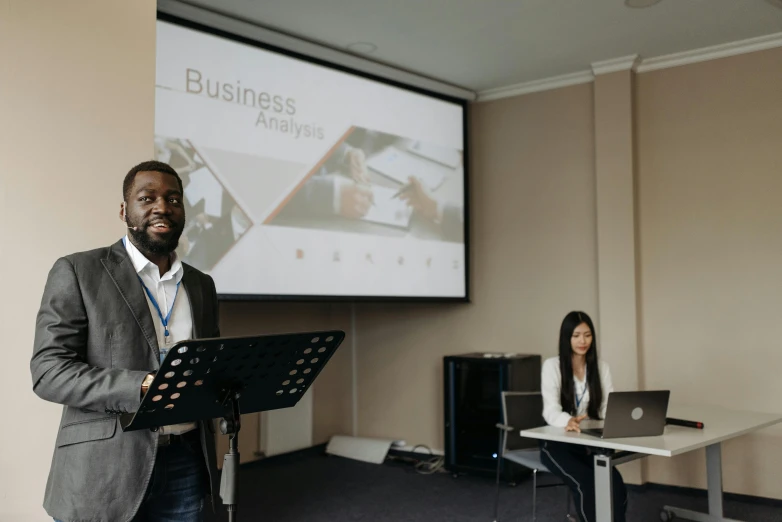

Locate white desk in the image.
[520,404,782,522]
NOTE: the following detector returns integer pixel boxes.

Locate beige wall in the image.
[636,47,782,498]
[356,84,599,446]
[1,2,157,520]
[593,69,643,484]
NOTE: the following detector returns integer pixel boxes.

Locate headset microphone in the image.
[124,214,139,231]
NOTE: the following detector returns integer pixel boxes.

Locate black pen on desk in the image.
[666,417,704,429]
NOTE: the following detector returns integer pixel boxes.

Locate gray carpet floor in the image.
[205,448,781,521]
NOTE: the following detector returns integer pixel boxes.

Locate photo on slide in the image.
[267,126,465,244]
[154,136,253,272]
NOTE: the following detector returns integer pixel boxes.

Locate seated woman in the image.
[540,311,628,522]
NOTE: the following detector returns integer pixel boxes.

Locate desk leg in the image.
[706,443,723,516]
[594,454,614,522]
[662,443,743,522]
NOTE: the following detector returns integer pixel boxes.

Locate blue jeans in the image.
[56,440,206,522]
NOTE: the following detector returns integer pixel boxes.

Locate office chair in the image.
[493,391,575,522]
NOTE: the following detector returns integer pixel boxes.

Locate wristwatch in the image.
[141,373,155,396]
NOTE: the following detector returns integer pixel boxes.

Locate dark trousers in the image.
[540,440,627,522]
[134,438,208,522]
[55,433,207,522]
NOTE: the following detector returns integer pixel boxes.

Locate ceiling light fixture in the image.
[624,0,663,7]
[346,42,378,54]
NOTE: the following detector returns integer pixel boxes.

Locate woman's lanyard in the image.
[575,380,588,410]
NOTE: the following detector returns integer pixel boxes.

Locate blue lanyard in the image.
[138,277,181,343]
[575,381,588,409]
[124,235,181,343]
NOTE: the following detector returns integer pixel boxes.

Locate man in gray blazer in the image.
[31,161,220,522]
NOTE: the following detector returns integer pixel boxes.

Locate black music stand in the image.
[120,330,345,522]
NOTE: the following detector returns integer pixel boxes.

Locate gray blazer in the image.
[31,240,220,522]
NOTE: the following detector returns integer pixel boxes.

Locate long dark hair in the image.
[558,311,603,420]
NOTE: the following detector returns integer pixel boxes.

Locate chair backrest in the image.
[501,391,546,453]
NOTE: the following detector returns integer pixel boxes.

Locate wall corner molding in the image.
[477,70,594,102]
[591,54,641,75]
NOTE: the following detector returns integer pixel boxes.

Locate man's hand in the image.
[339,183,373,219]
[565,414,588,433]
[345,148,368,183]
[399,176,439,222]
[141,373,155,397]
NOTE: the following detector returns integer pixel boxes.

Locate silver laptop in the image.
[581,390,670,439]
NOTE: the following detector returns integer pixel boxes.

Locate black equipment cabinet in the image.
[443,353,541,478]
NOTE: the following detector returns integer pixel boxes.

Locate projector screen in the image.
[154,18,468,300]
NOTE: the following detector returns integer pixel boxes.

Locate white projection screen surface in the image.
[154,18,468,300]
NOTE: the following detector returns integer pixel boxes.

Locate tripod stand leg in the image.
[221,432,239,521]
[220,391,242,521]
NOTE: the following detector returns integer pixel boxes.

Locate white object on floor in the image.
[326,435,395,464]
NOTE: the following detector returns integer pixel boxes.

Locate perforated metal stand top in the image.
[120,330,345,521]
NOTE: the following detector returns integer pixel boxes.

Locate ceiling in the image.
[182,0,782,93]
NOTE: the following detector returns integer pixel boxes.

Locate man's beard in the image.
[127,217,184,258]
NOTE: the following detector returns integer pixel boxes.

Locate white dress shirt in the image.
[124,236,196,435]
[541,356,614,428]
